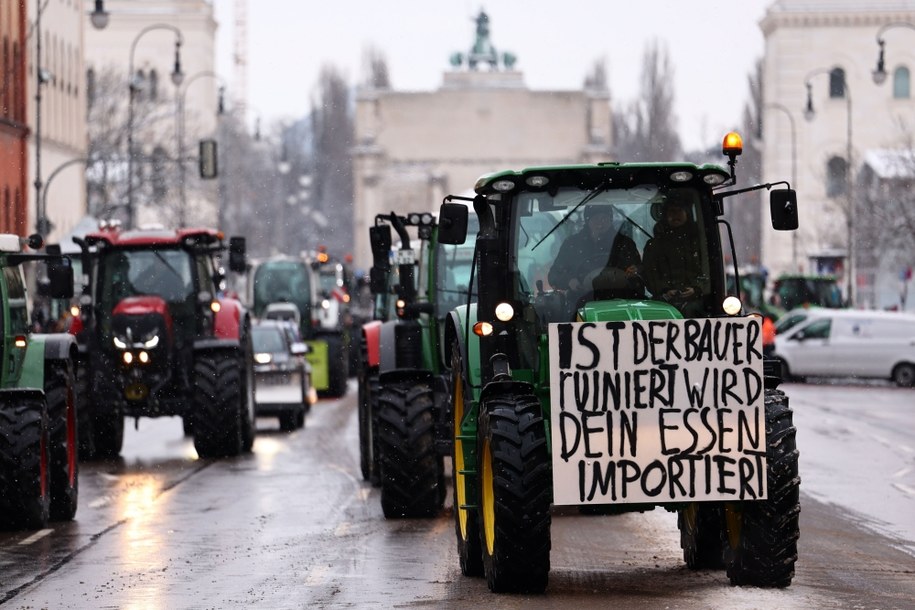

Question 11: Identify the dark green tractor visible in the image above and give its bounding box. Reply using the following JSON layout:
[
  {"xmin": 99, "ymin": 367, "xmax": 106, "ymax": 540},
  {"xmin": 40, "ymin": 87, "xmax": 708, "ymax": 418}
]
[
  {"xmin": 440, "ymin": 133, "xmax": 802, "ymax": 593},
  {"xmin": 358, "ymin": 211, "xmax": 475, "ymax": 518},
  {"xmin": 0, "ymin": 234, "xmax": 79, "ymax": 529}
]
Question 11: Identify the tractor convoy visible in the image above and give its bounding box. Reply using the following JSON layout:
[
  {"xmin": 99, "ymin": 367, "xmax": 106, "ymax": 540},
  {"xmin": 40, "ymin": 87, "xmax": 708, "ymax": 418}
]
[
  {"xmin": 434, "ymin": 133, "xmax": 802, "ymax": 593},
  {"xmin": 0, "ymin": 233, "xmax": 79, "ymax": 530}
]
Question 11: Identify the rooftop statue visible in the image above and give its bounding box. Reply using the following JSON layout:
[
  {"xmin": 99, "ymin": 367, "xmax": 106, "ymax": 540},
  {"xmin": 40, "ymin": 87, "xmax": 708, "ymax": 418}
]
[{"xmin": 449, "ymin": 9, "xmax": 517, "ymax": 71}]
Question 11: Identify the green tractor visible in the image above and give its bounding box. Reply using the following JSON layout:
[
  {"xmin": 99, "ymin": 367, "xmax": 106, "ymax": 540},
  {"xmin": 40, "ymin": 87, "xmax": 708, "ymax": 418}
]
[
  {"xmin": 772, "ymin": 273, "xmax": 844, "ymax": 311},
  {"xmin": 250, "ymin": 255, "xmax": 349, "ymax": 398},
  {"xmin": 358, "ymin": 211, "xmax": 476, "ymax": 517},
  {"xmin": 439, "ymin": 133, "xmax": 802, "ymax": 593},
  {"xmin": 0, "ymin": 233, "xmax": 79, "ymax": 529}
]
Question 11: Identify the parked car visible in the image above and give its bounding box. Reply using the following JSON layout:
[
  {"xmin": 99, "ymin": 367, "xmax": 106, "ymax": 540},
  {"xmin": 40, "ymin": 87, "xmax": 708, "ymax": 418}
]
[
  {"xmin": 773, "ymin": 309, "xmax": 915, "ymax": 386},
  {"xmin": 251, "ymin": 320, "xmax": 314, "ymax": 431}
]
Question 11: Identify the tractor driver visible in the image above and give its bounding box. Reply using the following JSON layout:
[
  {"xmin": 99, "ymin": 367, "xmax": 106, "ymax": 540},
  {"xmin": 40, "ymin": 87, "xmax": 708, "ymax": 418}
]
[
  {"xmin": 643, "ymin": 194, "xmax": 704, "ymax": 315},
  {"xmin": 547, "ymin": 204, "xmax": 643, "ymax": 301}
]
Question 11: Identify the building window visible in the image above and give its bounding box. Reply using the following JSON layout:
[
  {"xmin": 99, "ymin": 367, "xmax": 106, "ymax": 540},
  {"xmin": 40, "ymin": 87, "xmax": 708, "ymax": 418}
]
[
  {"xmin": 829, "ymin": 67, "xmax": 846, "ymax": 98},
  {"xmin": 826, "ymin": 156, "xmax": 847, "ymax": 198},
  {"xmin": 149, "ymin": 70, "xmax": 159, "ymax": 101},
  {"xmin": 894, "ymin": 67, "xmax": 910, "ymax": 99}
]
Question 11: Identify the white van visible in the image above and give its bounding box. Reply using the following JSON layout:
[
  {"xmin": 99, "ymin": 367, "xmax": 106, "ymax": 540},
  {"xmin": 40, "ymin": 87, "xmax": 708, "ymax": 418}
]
[{"xmin": 773, "ymin": 309, "xmax": 915, "ymax": 386}]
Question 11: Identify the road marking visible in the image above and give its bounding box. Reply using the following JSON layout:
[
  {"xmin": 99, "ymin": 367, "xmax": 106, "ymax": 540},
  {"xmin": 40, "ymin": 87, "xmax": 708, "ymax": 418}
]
[
  {"xmin": 88, "ymin": 496, "xmax": 111, "ymax": 509},
  {"xmin": 334, "ymin": 522, "xmax": 350, "ymax": 537},
  {"xmin": 18, "ymin": 529, "xmax": 53, "ymax": 545},
  {"xmin": 892, "ymin": 483, "xmax": 915, "ymax": 498},
  {"xmin": 305, "ymin": 565, "xmax": 329, "ymax": 586},
  {"xmin": 892, "ymin": 466, "xmax": 912, "ymax": 478}
]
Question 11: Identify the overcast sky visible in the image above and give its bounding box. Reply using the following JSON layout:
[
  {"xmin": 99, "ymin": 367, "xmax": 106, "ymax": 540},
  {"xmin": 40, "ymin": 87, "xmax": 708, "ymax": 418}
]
[{"xmin": 214, "ymin": 1, "xmax": 772, "ymax": 151}]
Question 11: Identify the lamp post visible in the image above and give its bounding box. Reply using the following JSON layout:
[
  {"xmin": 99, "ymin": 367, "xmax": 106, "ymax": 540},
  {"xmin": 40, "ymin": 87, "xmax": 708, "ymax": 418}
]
[
  {"xmin": 873, "ymin": 22, "xmax": 915, "ymax": 85},
  {"xmin": 33, "ymin": 0, "xmax": 108, "ymax": 237},
  {"xmin": 177, "ymin": 72, "xmax": 226, "ymax": 227},
  {"xmin": 764, "ymin": 102, "xmax": 798, "ymax": 270},
  {"xmin": 126, "ymin": 24, "xmax": 184, "ymax": 229},
  {"xmin": 804, "ymin": 67, "xmax": 855, "ymax": 305}
]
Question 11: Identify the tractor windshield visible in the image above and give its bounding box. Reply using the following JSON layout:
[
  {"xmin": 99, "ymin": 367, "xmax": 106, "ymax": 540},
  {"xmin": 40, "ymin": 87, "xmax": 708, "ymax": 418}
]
[
  {"xmin": 99, "ymin": 248, "xmax": 194, "ymax": 308},
  {"xmin": 252, "ymin": 261, "xmax": 312, "ymax": 321},
  {"xmin": 511, "ymin": 184, "xmax": 716, "ymax": 324}
]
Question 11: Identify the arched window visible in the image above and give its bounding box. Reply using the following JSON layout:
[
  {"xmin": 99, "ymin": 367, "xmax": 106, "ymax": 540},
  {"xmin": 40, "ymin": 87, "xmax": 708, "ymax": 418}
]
[
  {"xmin": 894, "ymin": 66, "xmax": 910, "ymax": 99},
  {"xmin": 829, "ymin": 67, "xmax": 846, "ymax": 98},
  {"xmin": 826, "ymin": 156, "xmax": 847, "ymax": 198}
]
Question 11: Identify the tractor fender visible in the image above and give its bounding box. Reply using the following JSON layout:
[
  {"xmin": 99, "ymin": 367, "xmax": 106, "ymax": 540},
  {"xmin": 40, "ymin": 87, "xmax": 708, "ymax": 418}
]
[
  {"xmin": 194, "ymin": 338, "xmax": 241, "ymax": 353},
  {"xmin": 213, "ymin": 297, "xmax": 245, "ymax": 340},
  {"xmin": 378, "ymin": 368, "xmax": 434, "ymax": 387},
  {"xmin": 42, "ymin": 333, "xmax": 77, "ymax": 361},
  {"xmin": 479, "ymin": 379, "xmax": 537, "ymax": 409},
  {"xmin": 362, "ymin": 320, "xmax": 382, "ymax": 368},
  {"xmin": 444, "ymin": 304, "xmax": 481, "ymax": 388}
]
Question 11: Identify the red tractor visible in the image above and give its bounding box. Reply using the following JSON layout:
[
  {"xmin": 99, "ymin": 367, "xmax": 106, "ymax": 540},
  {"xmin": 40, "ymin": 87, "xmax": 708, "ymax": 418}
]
[{"xmin": 70, "ymin": 224, "xmax": 255, "ymax": 459}]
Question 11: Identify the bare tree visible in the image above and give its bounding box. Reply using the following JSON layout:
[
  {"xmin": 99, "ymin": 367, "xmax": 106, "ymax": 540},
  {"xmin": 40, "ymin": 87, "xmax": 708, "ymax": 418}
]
[
  {"xmin": 363, "ymin": 46, "xmax": 390, "ymax": 89},
  {"xmin": 86, "ymin": 66, "xmax": 179, "ymax": 223},
  {"xmin": 613, "ymin": 40, "xmax": 682, "ymax": 161},
  {"xmin": 309, "ymin": 64, "xmax": 354, "ymax": 256}
]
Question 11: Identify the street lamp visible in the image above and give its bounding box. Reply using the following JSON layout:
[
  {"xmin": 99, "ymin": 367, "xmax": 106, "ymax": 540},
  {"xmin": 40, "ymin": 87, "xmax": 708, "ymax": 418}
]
[
  {"xmin": 873, "ymin": 22, "xmax": 915, "ymax": 85},
  {"xmin": 764, "ymin": 102, "xmax": 798, "ymax": 270},
  {"xmin": 804, "ymin": 66, "xmax": 855, "ymax": 305},
  {"xmin": 126, "ymin": 24, "xmax": 184, "ymax": 229},
  {"xmin": 34, "ymin": 0, "xmax": 108, "ymax": 237},
  {"xmin": 177, "ymin": 72, "xmax": 226, "ymax": 226}
]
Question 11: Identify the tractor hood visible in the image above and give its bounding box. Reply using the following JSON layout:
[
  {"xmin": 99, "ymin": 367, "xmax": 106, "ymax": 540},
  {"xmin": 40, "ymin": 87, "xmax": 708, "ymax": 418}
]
[{"xmin": 576, "ymin": 299, "xmax": 684, "ymax": 323}]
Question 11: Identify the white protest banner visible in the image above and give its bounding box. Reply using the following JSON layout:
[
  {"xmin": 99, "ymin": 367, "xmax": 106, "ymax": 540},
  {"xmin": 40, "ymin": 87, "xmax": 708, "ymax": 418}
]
[{"xmin": 548, "ymin": 318, "xmax": 768, "ymax": 506}]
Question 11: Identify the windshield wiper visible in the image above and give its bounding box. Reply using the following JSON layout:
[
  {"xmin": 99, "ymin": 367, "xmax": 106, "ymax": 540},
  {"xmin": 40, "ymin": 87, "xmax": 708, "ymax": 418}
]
[{"xmin": 531, "ymin": 179, "xmax": 611, "ymax": 251}]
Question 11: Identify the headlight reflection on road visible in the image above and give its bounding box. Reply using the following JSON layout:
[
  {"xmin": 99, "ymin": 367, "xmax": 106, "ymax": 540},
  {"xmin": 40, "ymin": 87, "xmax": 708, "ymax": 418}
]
[
  {"xmin": 118, "ymin": 476, "xmax": 168, "ymax": 609},
  {"xmin": 254, "ymin": 436, "xmax": 286, "ymax": 472}
]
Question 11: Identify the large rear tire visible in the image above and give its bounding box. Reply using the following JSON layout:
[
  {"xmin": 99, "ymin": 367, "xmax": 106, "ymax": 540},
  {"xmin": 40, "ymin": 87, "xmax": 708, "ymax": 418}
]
[
  {"xmin": 239, "ymin": 343, "xmax": 257, "ymax": 453},
  {"xmin": 723, "ymin": 389, "xmax": 800, "ymax": 587},
  {"xmin": 478, "ymin": 393, "xmax": 551, "ymax": 593},
  {"xmin": 46, "ymin": 359, "xmax": 79, "ymax": 521},
  {"xmin": 0, "ymin": 398, "xmax": 50, "ymax": 530},
  {"xmin": 377, "ymin": 380, "xmax": 444, "ymax": 518},
  {"xmin": 325, "ymin": 335, "xmax": 349, "ymax": 398},
  {"xmin": 450, "ymin": 341, "xmax": 483, "ymax": 577},
  {"xmin": 92, "ymin": 410, "xmax": 124, "ymax": 459},
  {"xmin": 678, "ymin": 503, "xmax": 725, "ymax": 569},
  {"xmin": 357, "ymin": 342, "xmax": 379, "ymax": 484},
  {"xmin": 192, "ymin": 352, "xmax": 243, "ymax": 458}
]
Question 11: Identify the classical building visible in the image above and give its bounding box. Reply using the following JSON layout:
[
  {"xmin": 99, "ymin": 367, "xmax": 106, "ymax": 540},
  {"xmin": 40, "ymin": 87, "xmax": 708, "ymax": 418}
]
[
  {"xmin": 760, "ymin": 0, "xmax": 915, "ymax": 308},
  {"xmin": 1, "ymin": 1, "xmax": 28, "ymax": 235},
  {"xmin": 351, "ymin": 11, "xmax": 613, "ymax": 268},
  {"xmin": 83, "ymin": 0, "xmax": 219, "ymax": 229}
]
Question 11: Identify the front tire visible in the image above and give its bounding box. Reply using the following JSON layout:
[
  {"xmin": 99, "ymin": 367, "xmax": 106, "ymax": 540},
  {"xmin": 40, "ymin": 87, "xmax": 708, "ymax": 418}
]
[
  {"xmin": 0, "ymin": 398, "xmax": 50, "ymax": 530},
  {"xmin": 92, "ymin": 410, "xmax": 124, "ymax": 459},
  {"xmin": 46, "ymin": 359, "xmax": 79, "ymax": 521},
  {"xmin": 377, "ymin": 380, "xmax": 444, "ymax": 518},
  {"xmin": 892, "ymin": 362, "xmax": 915, "ymax": 387},
  {"xmin": 678, "ymin": 503, "xmax": 725, "ymax": 569},
  {"xmin": 192, "ymin": 352, "xmax": 243, "ymax": 458},
  {"xmin": 357, "ymin": 343, "xmax": 379, "ymax": 484},
  {"xmin": 478, "ymin": 393, "xmax": 551, "ymax": 593},
  {"xmin": 723, "ymin": 389, "xmax": 800, "ymax": 587}
]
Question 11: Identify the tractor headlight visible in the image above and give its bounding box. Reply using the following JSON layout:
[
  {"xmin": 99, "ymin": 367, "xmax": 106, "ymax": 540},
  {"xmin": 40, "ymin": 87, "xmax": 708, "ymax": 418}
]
[
  {"xmin": 138, "ymin": 351, "xmax": 150, "ymax": 364},
  {"xmin": 113, "ymin": 336, "xmax": 128, "ymax": 349},
  {"xmin": 122, "ymin": 351, "xmax": 134, "ymax": 364},
  {"xmin": 322, "ymin": 299, "xmax": 331, "ymax": 310},
  {"xmin": 473, "ymin": 321, "xmax": 493, "ymax": 337},
  {"xmin": 255, "ymin": 353, "xmax": 272, "ymax": 364},
  {"xmin": 143, "ymin": 334, "xmax": 159, "ymax": 349},
  {"xmin": 494, "ymin": 302, "xmax": 515, "ymax": 322},
  {"xmin": 722, "ymin": 296, "xmax": 742, "ymax": 316}
]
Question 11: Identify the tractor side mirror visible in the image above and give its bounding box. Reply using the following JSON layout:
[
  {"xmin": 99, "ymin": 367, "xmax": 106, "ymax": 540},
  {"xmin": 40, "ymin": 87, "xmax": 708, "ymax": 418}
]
[
  {"xmin": 437, "ymin": 203, "xmax": 468, "ymax": 245},
  {"xmin": 46, "ymin": 256, "xmax": 74, "ymax": 299},
  {"xmin": 228, "ymin": 236, "xmax": 246, "ymax": 273},
  {"xmin": 369, "ymin": 225, "xmax": 392, "ymax": 272},
  {"xmin": 770, "ymin": 189, "xmax": 798, "ymax": 231}
]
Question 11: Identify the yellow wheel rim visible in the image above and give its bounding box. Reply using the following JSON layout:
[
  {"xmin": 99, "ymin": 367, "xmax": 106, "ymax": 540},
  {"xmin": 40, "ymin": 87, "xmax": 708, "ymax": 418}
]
[
  {"xmin": 683, "ymin": 503, "xmax": 698, "ymax": 534},
  {"xmin": 724, "ymin": 503, "xmax": 742, "ymax": 550},
  {"xmin": 482, "ymin": 438, "xmax": 495, "ymax": 554},
  {"xmin": 454, "ymin": 372, "xmax": 469, "ymax": 539}
]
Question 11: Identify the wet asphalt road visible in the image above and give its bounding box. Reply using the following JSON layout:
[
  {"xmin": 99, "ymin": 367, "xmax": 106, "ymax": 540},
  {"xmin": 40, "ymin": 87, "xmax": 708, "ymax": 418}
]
[{"xmin": 1, "ymin": 379, "xmax": 914, "ymax": 608}]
